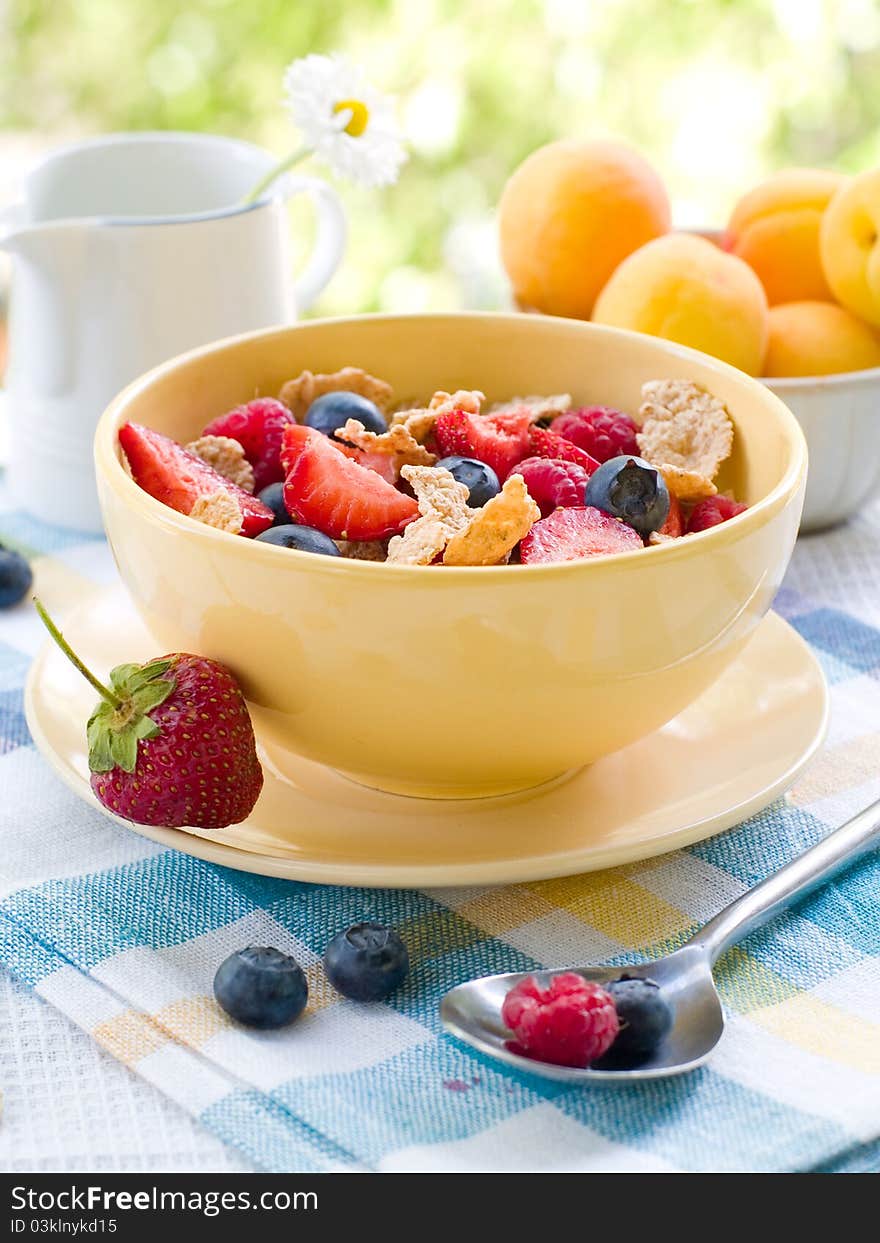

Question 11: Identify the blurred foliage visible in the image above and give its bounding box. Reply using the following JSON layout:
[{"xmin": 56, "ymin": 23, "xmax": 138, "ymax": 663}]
[{"xmin": 2, "ymin": 0, "xmax": 880, "ymax": 314}]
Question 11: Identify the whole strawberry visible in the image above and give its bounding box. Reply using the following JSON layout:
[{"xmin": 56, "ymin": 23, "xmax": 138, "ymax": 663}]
[{"xmin": 36, "ymin": 601, "xmax": 262, "ymax": 830}]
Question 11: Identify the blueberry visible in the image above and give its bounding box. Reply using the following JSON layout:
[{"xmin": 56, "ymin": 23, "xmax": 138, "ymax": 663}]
[
  {"xmin": 436, "ymin": 456, "xmax": 501, "ymax": 508},
  {"xmin": 0, "ymin": 545, "xmax": 33, "ymax": 609},
  {"xmin": 257, "ymin": 482, "xmax": 292, "ymax": 526},
  {"xmin": 213, "ymin": 946, "xmax": 308, "ymax": 1029},
  {"xmin": 584, "ymin": 455, "xmax": 670, "ymax": 537},
  {"xmin": 305, "ymin": 390, "xmax": 387, "ymax": 438},
  {"xmin": 255, "ymin": 524, "xmax": 341, "ymax": 556},
  {"xmin": 606, "ymin": 975, "xmax": 674, "ymax": 1057},
  {"xmin": 324, "ymin": 922, "xmax": 409, "ymax": 1002}
]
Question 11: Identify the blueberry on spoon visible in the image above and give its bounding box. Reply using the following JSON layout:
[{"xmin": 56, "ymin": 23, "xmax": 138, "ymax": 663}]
[{"xmin": 593, "ymin": 975, "xmax": 675, "ymax": 1067}]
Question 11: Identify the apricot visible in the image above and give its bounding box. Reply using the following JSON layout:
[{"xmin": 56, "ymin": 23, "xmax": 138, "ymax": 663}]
[
  {"xmin": 763, "ymin": 301, "xmax": 880, "ymax": 377},
  {"xmin": 592, "ymin": 233, "xmax": 768, "ymax": 375},
  {"xmin": 498, "ymin": 139, "xmax": 671, "ymax": 320},
  {"xmin": 726, "ymin": 169, "xmax": 845, "ymax": 305},
  {"xmin": 820, "ymin": 167, "xmax": 880, "ymax": 329}
]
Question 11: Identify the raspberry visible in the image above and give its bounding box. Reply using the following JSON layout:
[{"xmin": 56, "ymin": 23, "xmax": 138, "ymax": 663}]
[
  {"xmin": 554, "ymin": 406, "xmax": 640, "ymax": 464},
  {"xmin": 687, "ymin": 495, "xmax": 748, "ymax": 533},
  {"xmin": 203, "ymin": 398, "xmax": 294, "ymax": 492},
  {"xmin": 502, "ymin": 973, "xmax": 619, "ymax": 1067},
  {"xmin": 513, "ymin": 457, "xmax": 591, "ymax": 518}
]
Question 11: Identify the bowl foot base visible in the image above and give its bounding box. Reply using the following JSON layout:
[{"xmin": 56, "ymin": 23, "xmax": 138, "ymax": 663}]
[
  {"xmin": 26, "ymin": 593, "xmax": 830, "ymax": 884},
  {"xmin": 255, "ymin": 728, "xmax": 581, "ymax": 801},
  {"xmin": 331, "ymin": 765, "xmax": 582, "ymax": 802}
]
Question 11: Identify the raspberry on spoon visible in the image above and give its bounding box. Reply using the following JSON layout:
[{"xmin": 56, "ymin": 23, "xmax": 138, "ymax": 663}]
[{"xmin": 502, "ymin": 973, "xmax": 619, "ymax": 1067}]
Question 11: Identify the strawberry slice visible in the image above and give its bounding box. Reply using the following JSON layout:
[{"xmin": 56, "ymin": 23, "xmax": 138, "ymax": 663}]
[
  {"xmin": 528, "ymin": 426, "xmax": 600, "ymax": 475},
  {"xmin": 520, "ymin": 506, "xmax": 643, "ymax": 564},
  {"xmin": 659, "ymin": 492, "xmax": 684, "ymax": 537},
  {"xmin": 281, "ymin": 422, "xmax": 325, "ymax": 473},
  {"xmin": 281, "ymin": 422, "xmax": 398, "ymax": 486},
  {"xmin": 336, "ymin": 443, "xmax": 399, "ymax": 486},
  {"xmin": 119, "ymin": 422, "xmax": 275, "ymax": 537},
  {"xmin": 282, "ymin": 424, "xmax": 418, "ymax": 541},
  {"xmin": 434, "ymin": 408, "xmax": 531, "ymax": 481}
]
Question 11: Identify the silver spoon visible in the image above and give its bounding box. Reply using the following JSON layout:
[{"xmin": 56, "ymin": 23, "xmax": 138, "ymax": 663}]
[{"xmin": 441, "ymin": 796, "xmax": 880, "ymax": 1082}]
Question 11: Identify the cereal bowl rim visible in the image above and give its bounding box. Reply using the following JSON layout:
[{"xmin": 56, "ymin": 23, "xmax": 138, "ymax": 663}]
[{"xmin": 95, "ymin": 312, "xmax": 807, "ymax": 580}]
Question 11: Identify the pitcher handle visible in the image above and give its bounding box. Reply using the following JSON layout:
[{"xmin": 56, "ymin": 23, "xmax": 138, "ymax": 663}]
[{"xmin": 283, "ymin": 175, "xmax": 347, "ymax": 313}]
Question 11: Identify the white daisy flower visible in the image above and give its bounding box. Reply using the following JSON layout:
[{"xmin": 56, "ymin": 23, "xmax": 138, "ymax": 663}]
[{"xmin": 283, "ymin": 54, "xmax": 407, "ymax": 189}]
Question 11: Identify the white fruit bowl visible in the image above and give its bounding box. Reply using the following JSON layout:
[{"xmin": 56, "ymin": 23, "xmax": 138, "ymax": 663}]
[
  {"xmin": 691, "ymin": 226, "xmax": 880, "ymax": 531},
  {"xmin": 763, "ymin": 365, "xmax": 880, "ymax": 532}
]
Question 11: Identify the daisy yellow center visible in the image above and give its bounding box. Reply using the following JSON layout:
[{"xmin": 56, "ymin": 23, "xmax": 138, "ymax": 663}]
[{"xmin": 333, "ymin": 98, "xmax": 369, "ymax": 137}]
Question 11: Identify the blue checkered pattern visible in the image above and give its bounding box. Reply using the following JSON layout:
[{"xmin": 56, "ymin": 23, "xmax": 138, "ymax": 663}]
[{"xmin": 1, "ymin": 478, "xmax": 878, "ymax": 1173}]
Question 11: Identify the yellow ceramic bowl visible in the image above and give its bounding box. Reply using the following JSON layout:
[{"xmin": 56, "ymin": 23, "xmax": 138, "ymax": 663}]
[{"xmin": 95, "ymin": 313, "xmax": 806, "ymax": 799}]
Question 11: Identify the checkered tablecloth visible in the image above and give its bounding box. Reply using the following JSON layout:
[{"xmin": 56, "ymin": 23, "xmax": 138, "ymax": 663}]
[{"xmin": 0, "ymin": 475, "xmax": 878, "ymax": 1173}]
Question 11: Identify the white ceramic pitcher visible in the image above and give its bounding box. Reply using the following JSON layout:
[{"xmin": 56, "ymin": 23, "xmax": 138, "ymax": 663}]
[{"xmin": 0, "ymin": 132, "xmax": 347, "ymax": 531}]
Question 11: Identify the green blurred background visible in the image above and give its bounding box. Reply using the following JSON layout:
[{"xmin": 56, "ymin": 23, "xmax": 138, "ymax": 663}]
[{"xmin": 2, "ymin": 0, "xmax": 880, "ymax": 329}]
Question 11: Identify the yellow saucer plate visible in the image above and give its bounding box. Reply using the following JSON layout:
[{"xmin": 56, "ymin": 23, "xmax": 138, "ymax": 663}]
[{"xmin": 25, "ymin": 587, "xmax": 828, "ymax": 888}]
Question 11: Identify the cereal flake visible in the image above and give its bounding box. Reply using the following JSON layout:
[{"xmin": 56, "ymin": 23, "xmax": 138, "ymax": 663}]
[
  {"xmin": 278, "ymin": 367, "xmax": 393, "ymax": 420},
  {"xmin": 658, "ymin": 464, "xmax": 717, "ymax": 502},
  {"xmin": 636, "ymin": 379, "xmax": 733, "ymax": 500},
  {"xmin": 186, "ymin": 435, "xmax": 255, "ymax": 492},
  {"xmin": 338, "ymin": 418, "xmax": 436, "ymax": 473},
  {"xmin": 443, "ymin": 474, "xmax": 541, "ymax": 566},
  {"xmin": 386, "ymin": 465, "xmax": 472, "ymax": 565},
  {"xmin": 489, "ymin": 394, "xmax": 572, "ymax": 422},
  {"xmin": 188, "ymin": 490, "xmax": 243, "ymax": 534}
]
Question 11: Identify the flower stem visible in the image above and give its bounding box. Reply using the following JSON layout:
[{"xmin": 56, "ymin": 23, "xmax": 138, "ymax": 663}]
[
  {"xmin": 34, "ymin": 598, "xmax": 122, "ymax": 709},
  {"xmin": 241, "ymin": 144, "xmax": 312, "ymax": 205}
]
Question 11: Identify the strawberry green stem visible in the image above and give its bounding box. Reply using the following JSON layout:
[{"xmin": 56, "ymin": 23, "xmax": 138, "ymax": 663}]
[{"xmin": 34, "ymin": 598, "xmax": 123, "ymax": 709}]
